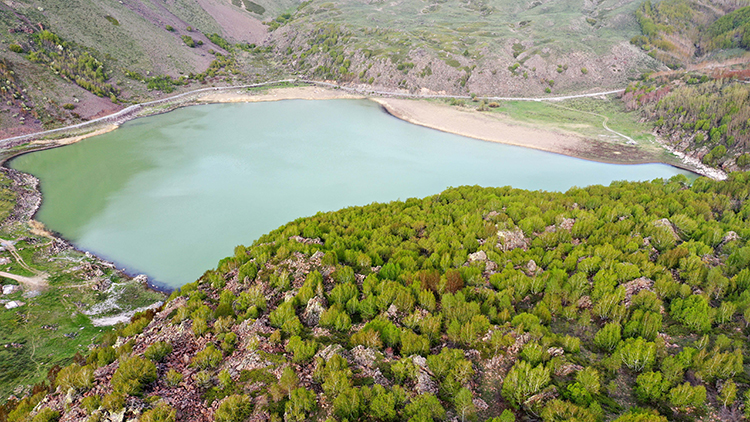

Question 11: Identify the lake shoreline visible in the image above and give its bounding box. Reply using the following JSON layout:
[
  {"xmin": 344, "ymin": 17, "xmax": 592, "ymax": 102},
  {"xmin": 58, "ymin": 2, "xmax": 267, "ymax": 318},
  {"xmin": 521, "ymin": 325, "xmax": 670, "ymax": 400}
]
[{"xmin": 0, "ymin": 83, "xmax": 715, "ymax": 178}]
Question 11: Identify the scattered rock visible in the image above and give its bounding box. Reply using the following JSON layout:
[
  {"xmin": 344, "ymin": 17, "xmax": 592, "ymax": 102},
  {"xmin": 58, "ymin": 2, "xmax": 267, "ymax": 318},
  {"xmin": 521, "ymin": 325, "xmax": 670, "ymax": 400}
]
[
  {"xmin": 412, "ymin": 355, "xmax": 437, "ymax": 394},
  {"xmin": 132, "ymin": 274, "xmax": 148, "ymax": 284},
  {"xmin": 653, "ymin": 218, "xmax": 679, "ymax": 240},
  {"xmin": 497, "ymin": 228, "xmax": 528, "ymax": 251},
  {"xmin": 559, "ymin": 218, "xmax": 575, "ymax": 231},
  {"xmin": 526, "ymin": 259, "xmax": 538, "ymax": 274},
  {"xmin": 577, "ymin": 296, "xmax": 592, "ymax": 309},
  {"xmin": 555, "ymin": 363, "xmax": 583, "ymax": 377},
  {"xmin": 350, "ymin": 345, "xmax": 379, "ymax": 369},
  {"xmin": 2, "ymin": 284, "xmax": 19, "ymax": 295},
  {"xmin": 302, "ymin": 296, "xmax": 325, "ymax": 326},
  {"xmin": 547, "ymin": 347, "xmax": 564, "ymax": 357},
  {"xmin": 473, "ymin": 398, "xmax": 489, "ymax": 411},
  {"xmin": 288, "ymin": 235, "xmax": 323, "ymax": 245},
  {"xmin": 722, "ymin": 231, "xmax": 740, "ymax": 244},
  {"xmin": 316, "ymin": 344, "xmax": 346, "ymax": 361},
  {"xmin": 4, "ymin": 300, "xmax": 23, "ymax": 309},
  {"xmin": 622, "ymin": 277, "xmax": 654, "ymax": 307},
  {"xmin": 468, "ymin": 250, "xmax": 487, "ymax": 262}
]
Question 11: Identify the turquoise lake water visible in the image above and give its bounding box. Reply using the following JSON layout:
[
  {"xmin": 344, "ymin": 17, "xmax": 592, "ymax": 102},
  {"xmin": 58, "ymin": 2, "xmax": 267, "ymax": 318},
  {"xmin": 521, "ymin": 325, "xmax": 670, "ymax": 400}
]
[{"xmin": 9, "ymin": 99, "xmax": 692, "ymax": 289}]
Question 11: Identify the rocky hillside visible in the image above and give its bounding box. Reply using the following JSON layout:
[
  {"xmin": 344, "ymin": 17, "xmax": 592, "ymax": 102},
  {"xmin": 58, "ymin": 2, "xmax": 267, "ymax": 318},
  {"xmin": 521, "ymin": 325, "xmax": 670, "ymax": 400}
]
[
  {"xmin": 266, "ymin": 0, "xmax": 663, "ymax": 97},
  {"xmin": 0, "ymin": 0, "xmax": 280, "ymax": 138},
  {"xmin": 6, "ymin": 175, "xmax": 750, "ymax": 421}
]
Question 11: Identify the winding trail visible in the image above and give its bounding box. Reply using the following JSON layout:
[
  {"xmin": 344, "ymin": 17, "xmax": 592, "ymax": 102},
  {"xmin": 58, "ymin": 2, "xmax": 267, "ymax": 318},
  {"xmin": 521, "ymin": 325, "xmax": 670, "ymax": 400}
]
[
  {"xmin": 546, "ymin": 102, "xmax": 637, "ymax": 144},
  {"xmin": 0, "ymin": 79, "xmax": 626, "ymax": 145}
]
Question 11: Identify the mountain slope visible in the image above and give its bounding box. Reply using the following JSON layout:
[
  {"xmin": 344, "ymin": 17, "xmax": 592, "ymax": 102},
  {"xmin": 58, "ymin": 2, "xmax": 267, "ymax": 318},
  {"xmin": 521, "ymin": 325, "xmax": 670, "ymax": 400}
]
[{"xmin": 7, "ymin": 175, "xmax": 750, "ymax": 421}]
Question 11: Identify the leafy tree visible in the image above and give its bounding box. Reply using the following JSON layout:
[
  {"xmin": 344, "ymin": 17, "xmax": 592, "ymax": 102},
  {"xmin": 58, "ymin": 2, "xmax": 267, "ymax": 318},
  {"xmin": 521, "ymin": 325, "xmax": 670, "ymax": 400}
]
[
  {"xmin": 285, "ymin": 388, "xmax": 316, "ymax": 421},
  {"xmin": 618, "ymin": 338, "xmax": 656, "ymax": 372},
  {"xmin": 502, "ymin": 361, "xmax": 551, "ymax": 408},
  {"xmin": 634, "ymin": 371, "xmax": 664, "ymax": 403},
  {"xmin": 594, "ymin": 322, "xmax": 621, "ymax": 351},
  {"xmin": 670, "ymin": 295, "xmax": 714, "ymax": 333},
  {"xmin": 404, "ymin": 394, "xmax": 445, "ymax": 421},
  {"xmin": 668, "ymin": 383, "xmax": 706, "ymax": 412}
]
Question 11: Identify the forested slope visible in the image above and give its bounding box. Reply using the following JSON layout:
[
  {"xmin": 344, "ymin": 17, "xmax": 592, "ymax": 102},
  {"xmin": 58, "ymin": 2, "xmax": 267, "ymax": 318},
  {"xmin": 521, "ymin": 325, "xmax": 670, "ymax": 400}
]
[{"xmin": 6, "ymin": 173, "xmax": 750, "ymax": 421}]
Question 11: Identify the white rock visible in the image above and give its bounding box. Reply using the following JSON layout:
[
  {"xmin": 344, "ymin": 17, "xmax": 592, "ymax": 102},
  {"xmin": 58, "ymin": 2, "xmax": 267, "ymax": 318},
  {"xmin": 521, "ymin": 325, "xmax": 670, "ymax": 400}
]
[
  {"xmin": 5, "ymin": 300, "xmax": 24, "ymax": 309},
  {"xmin": 2, "ymin": 285, "xmax": 18, "ymax": 295}
]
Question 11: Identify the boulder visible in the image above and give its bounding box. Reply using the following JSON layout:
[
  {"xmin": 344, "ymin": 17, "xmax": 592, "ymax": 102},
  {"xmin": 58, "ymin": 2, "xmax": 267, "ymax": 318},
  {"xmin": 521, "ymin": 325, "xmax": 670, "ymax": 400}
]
[
  {"xmin": 302, "ymin": 297, "xmax": 325, "ymax": 326},
  {"xmin": 2, "ymin": 284, "xmax": 19, "ymax": 295},
  {"xmin": 5, "ymin": 300, "xmax": 24, "ymax": 309}
]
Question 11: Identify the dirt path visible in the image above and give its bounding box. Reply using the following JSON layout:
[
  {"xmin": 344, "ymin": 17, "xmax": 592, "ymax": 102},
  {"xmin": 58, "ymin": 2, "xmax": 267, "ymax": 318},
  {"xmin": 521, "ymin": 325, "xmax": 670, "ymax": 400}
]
[
  {"xmin": 0, "ymin": 237, "xmax": 48, "ymax": 293},
  {"xmin": 0, "ymin": 271, "xmax": 47, "ymax": 292}
]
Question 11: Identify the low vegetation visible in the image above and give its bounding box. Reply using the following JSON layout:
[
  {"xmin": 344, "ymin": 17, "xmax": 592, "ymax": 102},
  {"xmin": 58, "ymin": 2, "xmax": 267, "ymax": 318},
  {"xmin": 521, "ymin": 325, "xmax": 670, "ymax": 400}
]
[{"xmin": 6, "ymin": 173, "xmax": 750, "ymax": 421}]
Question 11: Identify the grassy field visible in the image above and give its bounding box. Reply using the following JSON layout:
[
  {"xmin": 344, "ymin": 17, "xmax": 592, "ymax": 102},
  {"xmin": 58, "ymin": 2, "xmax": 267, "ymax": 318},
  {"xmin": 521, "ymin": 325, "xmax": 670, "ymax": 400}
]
[
  {"xmin": 489, "ymin": 97, "xmax": 658, "ymax": 145},
  {"xmin": 0, "ymin": 171, "xmax": 164, "ymax": 401}
]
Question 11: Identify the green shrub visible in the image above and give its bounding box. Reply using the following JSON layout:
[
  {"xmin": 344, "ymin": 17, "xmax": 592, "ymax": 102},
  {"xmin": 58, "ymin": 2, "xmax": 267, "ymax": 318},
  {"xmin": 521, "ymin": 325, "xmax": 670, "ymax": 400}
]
[
  {"xmin": 56, "ymin": 363, "xmax": 94, "ymax": 392},
  {"xmin": 81, "ymin": 395, "xmax": 101, "ymax": 414},
  {"xmin": 141, "ymin": 403, "xmax": 176, "ymax": 422},
  {"xmin": 215, "ymin": 395, "xmax": 252, "ymax": 422},
  {"xmin": 111, "ymin": 355, "xmax": 157, "ymax": 396},
  {"xmin": 8, "ymin": 44, "xmax": 24, "ymax": 53},
  {"xmin": 144, "ymin": 341, "xmax": 173, "ymax": 362},
  {"xmin": 193, "ymin": 344, "xmax": 223, "ymax": 369}
]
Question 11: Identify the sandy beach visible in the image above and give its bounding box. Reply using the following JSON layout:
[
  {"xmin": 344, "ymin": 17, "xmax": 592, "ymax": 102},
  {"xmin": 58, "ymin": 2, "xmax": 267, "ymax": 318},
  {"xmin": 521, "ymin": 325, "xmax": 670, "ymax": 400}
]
[{"xmin": 372, "ymin": 98, "xmax": 586, "ymax": 158}]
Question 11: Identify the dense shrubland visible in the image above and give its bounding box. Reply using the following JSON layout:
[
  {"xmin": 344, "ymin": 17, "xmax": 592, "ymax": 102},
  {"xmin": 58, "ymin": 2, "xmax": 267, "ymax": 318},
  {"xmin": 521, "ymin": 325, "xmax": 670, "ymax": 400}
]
[
  {"xmin": 6, "ymin": 173, "xmax": 750, "ymax": 421},
  {"xmin": 631, "ymin": 0, "xmax": 746, "ymax": 68},
  {"xmin": 623, "ymin": 75, "xmax": 750, "ymax": 170}
]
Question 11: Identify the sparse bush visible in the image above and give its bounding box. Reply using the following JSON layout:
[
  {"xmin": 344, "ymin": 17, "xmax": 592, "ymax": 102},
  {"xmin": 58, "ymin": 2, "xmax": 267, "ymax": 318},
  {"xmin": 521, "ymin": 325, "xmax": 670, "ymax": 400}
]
[
  {"xmin": 165, "ymin": 369, "xmax": 183, "ymax": 387},
  {"xmin": 9, "ymin": 44, "xmax": 24, "ymax": 53},
  {"xmin": 141, "ymin": 403, "xmax": 176, "ymax": 422},
  {"xmin": 215, "ymin": 395, "xmax": 252, "ymax": 422},
  {"xmin": 144, "ymin": 341, "xmax": 173, "ymax": 362},
  {"xmin": 181, "ymin": 35, "xmax": 196, "ymax": 48},
  {"xmin": 56, "ymin": 363, "xmax": 94, "ymax": 392},
  {"xmin": 81, "ymin": 395, "xmax": 101, "ymax": 415},
  {"xmin": 193, "ymin": 344, "xmax": 223, "ymax": 369},
  {"xmin": 111, "ymin": 355, "xmax": 157, "ymax": 396},
  {"xmin": 31, "ymin": 408, "xmax": 60, "ymax": 422},
  {"xmin": 102, "ymin": 393, "xmax": 125, "ymax": 411}
]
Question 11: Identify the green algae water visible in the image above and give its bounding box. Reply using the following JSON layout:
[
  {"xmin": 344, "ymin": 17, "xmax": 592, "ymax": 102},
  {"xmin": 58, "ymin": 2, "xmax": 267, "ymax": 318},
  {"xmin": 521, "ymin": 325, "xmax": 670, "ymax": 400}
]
[{"xmin": 10, "ymin": 99, "xmax": 692, "ymax": 289}]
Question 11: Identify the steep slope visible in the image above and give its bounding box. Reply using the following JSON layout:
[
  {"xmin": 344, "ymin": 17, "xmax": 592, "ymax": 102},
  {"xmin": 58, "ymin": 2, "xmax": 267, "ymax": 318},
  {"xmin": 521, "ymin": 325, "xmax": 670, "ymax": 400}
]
[
  {"xmin": 8, "ymin": 175, "xmax": 750, "ymax": 421},
  {"xmin": 0, "ymin": 0, "xmax": 272, "ymax": 138},
  {"xmin": 265, "ymin": 0, "xmax": 664, "ymax": 96}
]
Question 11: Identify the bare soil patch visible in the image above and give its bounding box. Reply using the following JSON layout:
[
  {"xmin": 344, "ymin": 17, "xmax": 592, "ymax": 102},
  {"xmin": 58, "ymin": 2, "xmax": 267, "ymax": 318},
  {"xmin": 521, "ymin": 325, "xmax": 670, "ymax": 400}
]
[{"xmin": 195, "ymin": 0, "xmax": 268, "ymax": 43}]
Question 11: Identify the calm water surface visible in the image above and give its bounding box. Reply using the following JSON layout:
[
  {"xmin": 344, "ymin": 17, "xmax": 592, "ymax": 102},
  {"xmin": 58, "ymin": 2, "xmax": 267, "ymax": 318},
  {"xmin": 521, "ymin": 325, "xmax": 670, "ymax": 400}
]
[{"xmin": 10, "ymin": 100, "xmax": 692, "ymax": 289}]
